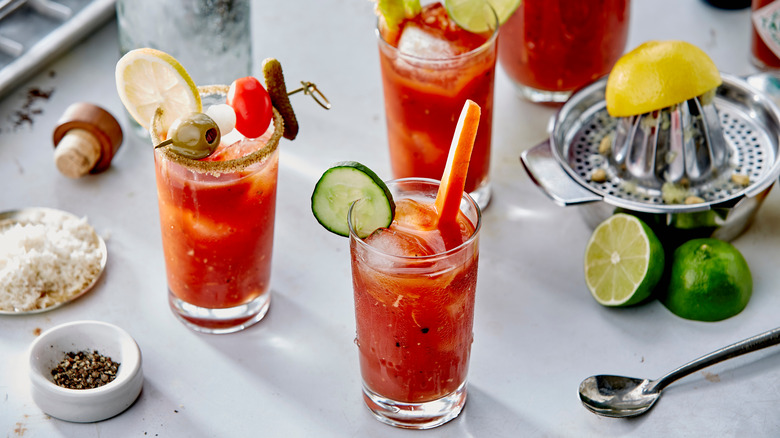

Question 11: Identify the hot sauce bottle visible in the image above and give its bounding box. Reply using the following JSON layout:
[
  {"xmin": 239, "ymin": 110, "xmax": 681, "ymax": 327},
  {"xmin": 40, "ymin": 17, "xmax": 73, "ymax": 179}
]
[{"xmin": 751, "ymin": 0, "xmax": 780, "ymax": 69}]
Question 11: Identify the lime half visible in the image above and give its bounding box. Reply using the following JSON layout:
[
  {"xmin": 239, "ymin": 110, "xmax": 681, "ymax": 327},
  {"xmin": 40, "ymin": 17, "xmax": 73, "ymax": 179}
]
[
  {"xmin": 584, "ymin": 214, "xmax": 665, "ymax": 307},
  {"xmin": 445, "ymin": 0, "xmax": 519, "ymax": 33},
  {"xmin": 661, "ymin": 238, "xmax": 752, "ymax": 322}
]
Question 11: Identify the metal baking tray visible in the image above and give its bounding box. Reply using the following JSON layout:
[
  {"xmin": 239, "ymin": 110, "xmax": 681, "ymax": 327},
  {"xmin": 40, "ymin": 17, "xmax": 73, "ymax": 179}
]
[{"xmin": 0, "ymin": 0, "xmax": 115, "ymax": 99}]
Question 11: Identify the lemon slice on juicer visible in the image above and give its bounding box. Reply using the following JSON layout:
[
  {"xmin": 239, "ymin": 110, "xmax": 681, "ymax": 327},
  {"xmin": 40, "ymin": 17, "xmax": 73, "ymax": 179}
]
[
  {"xmin": 605, "ymin": 40, "xmax": 722, "ymax": 118},
  {"xmin": 115, "ymin": 48, "xmax": 201, "ymax": 132}
]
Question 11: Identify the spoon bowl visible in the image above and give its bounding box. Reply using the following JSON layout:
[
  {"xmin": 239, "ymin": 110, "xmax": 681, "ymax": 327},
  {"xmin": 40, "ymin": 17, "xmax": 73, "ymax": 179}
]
[
  {"xmin": 579, "ymin": 375, "xmax": 657, "ymax": 418},
  {"xmin": 578, "ymin": 326, "xmax": 780, "ymax": 418}
]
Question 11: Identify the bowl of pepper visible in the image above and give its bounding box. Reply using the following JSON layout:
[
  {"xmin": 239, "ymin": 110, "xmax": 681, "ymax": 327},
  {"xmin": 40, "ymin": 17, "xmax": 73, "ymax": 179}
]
[{"xmin": 28, "ymin": 320, "xmax": 143, "ymax": 422}]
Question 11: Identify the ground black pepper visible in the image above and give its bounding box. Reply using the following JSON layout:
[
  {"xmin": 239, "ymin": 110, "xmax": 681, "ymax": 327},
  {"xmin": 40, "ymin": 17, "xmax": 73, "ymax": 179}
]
[
  {"xmin": 51, "ymin": 350, "xmax": 120, "ymax": 390},
  {"xmin": 6, "ymin": 86, "xmax": 54, "ymax": 131}
]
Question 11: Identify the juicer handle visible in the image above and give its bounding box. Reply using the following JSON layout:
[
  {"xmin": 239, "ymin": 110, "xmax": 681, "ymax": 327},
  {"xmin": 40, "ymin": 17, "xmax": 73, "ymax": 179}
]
[{"xmin": 520, "ymin": 140, "xmax": 603, "ymax": 206}]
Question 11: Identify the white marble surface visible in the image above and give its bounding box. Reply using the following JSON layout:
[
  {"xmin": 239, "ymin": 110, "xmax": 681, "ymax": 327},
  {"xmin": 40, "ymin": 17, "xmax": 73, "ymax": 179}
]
[{"xmin": 2, "ymin": 1, "xmax": 780, "ymax": 436}]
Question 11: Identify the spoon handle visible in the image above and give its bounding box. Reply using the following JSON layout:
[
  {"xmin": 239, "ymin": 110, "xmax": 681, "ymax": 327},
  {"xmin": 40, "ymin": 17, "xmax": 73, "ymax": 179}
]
[{"xmin": 651, "ymin": 326, "xmax": 780, "ymax": 392}]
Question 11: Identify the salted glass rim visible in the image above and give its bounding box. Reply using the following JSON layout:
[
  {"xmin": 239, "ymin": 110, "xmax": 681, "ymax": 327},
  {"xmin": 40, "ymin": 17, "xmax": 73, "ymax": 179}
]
[
  {"xmin": 150, "ymin": 85, "xmax": 283, "ymax": 174},
  {"xmin": 348, "ymin": 177, "xmax": 482, "ymax": 261}
]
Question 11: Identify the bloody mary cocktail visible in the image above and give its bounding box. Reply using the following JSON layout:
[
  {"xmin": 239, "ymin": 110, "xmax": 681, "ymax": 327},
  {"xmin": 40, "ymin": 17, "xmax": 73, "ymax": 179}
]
[
  {"xmin": 349, "ymin": 178, "xmax": 481, "ymax": 429},
  {"xmin": 377, "ymin": 2, "xmax": 497, "ymax": 209},
  {"xmin": 152, "ymin": 85, "xmax": 283, "ymax": 334},
  {"xmin": 498, "ymin": 0, "xmax": 629, "ymax": 102}
]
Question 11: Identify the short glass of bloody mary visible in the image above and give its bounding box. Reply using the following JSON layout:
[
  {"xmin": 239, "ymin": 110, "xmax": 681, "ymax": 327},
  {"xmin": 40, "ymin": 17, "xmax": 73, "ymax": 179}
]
[
  {"xmin": 349, "ymin": 178, "xmax": 481, "ymax": 429},
  {"xmin": 498, "ymin": 0, "xmax": 630, "ymax": 103},
  {"xmin": 150, "ymin": 85, "xmax": 282, "ymax": 334},
  {"xmin": 376, "ymin": 2, "xmax": 498, "ymax": 210}
]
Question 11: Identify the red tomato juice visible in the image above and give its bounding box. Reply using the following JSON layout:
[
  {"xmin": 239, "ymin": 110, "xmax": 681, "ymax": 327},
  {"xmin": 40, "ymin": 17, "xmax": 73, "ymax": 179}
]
[
  {"xmin": 154, "ymin": 125, "xmax": 279, "ymax": 330},
  {"xmin": 498, "ymin": 0, "xmax": 629, "ymax": 93},
  {"xmin": 378, "ymin": 3, "xmax": 496, "ymax": 195},
  {"xmin": 351, "ymin": 197, "xmax": 479, "ymax": 403}
]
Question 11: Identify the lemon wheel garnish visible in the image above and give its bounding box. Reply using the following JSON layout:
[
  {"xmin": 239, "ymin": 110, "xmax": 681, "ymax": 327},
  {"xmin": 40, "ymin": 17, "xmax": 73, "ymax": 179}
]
[
  {"xmin": 605, "ymin": 40, "xmax": 722, "ymax": 118},
  {"xmin": 115, "ymin": 48, "xmax": 201, "ymax": 132}
]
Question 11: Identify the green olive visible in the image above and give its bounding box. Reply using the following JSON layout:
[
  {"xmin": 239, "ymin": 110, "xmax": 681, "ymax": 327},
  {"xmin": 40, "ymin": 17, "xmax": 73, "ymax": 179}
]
[{"xmin": 167, "ymin": 112, "xmax": 221, "ymax": 159}]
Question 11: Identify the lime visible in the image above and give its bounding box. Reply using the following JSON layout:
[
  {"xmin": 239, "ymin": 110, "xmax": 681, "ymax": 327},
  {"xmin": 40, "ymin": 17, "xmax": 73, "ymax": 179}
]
[
  {"xmin": 606, "ymin": 40, "xmax": 722, "ymax": 117},
  {"xmin": 375, "ymin": 0, "xmax": 422, "ymax": 31},
  {"xmin": 661, "ymin": 238, "xmax": 752, "ymax": 322},
  {"xmin": 445, "ymin": 0, "xmax": 519, "ymax": 33},
  {"xmin": 115, "ymin": 48, "xmax": 201, "ymax": 132},
  {"xmin": 584, "ymin": 214, "xmax": 665, "ymax": 307}
]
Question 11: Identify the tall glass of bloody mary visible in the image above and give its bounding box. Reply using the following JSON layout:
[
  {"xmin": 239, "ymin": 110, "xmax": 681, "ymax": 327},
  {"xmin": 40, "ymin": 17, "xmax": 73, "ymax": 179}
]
[
  {"xmin": 349, "ymin": 178, "xmax": 481, "ymax": 429},
  {"xmin": 376, "ymin": 2, "xmax": 498, "ymax": 209},
  {"xmin": 498, "ymin": 0, "xmax": 630, "ymax": 103},
  {"xmin": 151, "ymin": 85, "xmax": 283, "ymax": 334}
]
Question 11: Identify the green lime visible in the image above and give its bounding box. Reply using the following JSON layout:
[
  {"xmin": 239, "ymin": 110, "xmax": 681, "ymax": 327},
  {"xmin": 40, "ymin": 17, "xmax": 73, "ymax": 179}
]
[
  {"xmin": 584, "ymin": 214, "xmax": 665, "ymax": 307},
  {"xmin": 375, "ymin": 0, "xmax": 421, "ymax": 31},
  {"xmin": 661, "ymin": 238, "xmax": 752, "ymax": 322},
  {"xmin": 444, "ymin": 0, "xmax": 520, "ymax": 33}
]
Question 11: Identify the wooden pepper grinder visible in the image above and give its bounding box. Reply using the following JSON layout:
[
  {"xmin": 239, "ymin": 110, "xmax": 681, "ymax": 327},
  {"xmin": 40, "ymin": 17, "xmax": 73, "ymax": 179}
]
[{"xmin": 53, "ymin": 103, "xmax": 123, "ymax": 178}]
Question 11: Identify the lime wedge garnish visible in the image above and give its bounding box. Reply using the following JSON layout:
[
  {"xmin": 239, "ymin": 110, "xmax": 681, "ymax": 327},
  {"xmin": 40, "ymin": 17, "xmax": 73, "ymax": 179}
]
[
  {"xmin": 584, "ymin": 214, "xmax": 664, "ymax": 307},
  {"xmin": 444, "ymin": 0, "xmax": 520, "ymax": 33},
  {"xmin": 115, "ymin": 48, "xmax": 201, "ymax": 132},
  {"xmin": 376, "ymin": 0, "xmax": 421, "ymax": 30}
]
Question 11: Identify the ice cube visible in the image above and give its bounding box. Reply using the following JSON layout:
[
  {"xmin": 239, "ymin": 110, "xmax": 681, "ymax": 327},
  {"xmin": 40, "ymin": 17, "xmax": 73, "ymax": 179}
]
[
  {"xmin": 394, "ymin": 199, "xmax": 438, "ymax": 231},
  {"xmin": 397, "ymin": 23, "xmax": 456, "ymax": 59},
  {"xmin": 365, "ymin": 228, "xmax": 435, "ymax": 258},
  {"xmin": 220, "ymin": 128, "xmax": 243, "ymax": 148},
  {"xmin": 202, "ymin": 121, "xmax": 275, "ymax": 162}
]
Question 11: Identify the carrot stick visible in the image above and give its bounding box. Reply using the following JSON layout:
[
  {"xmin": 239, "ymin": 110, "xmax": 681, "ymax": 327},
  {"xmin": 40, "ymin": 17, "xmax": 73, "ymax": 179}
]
[{"xmin": 434, "ymin": 99, "xmax": 481, "ymax": 225}]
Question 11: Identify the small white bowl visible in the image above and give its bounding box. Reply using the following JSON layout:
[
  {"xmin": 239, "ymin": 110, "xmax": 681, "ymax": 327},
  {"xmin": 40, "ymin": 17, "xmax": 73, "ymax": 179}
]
[{"xmin": 28, "ymin": 320, "xmax": 143, "ymax": 422}]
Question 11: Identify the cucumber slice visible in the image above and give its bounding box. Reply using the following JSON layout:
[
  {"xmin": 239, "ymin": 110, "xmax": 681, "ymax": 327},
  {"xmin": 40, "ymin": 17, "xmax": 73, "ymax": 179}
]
[{"xmin": 311, "ymin": 162, "xmax": 395, "ymax": 238}]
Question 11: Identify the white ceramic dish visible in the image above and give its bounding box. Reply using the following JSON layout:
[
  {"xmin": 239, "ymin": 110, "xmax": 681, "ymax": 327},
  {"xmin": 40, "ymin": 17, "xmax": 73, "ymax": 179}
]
[{"xmin": 28, "ymin": 320, "xmax": 143, "ymax": 422}]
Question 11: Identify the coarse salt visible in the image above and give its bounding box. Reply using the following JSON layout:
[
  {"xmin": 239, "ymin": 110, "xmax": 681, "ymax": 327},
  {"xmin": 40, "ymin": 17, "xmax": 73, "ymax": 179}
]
[{"xmin": 0, "ymin": 211, "xmax": 103, "ymax": 312}]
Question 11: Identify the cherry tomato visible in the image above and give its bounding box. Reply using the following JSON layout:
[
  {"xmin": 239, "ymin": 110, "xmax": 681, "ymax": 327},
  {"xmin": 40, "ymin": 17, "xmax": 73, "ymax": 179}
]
[{"xmin": 227, "ymin": 76, "xmax": 272, "ymax": 138}]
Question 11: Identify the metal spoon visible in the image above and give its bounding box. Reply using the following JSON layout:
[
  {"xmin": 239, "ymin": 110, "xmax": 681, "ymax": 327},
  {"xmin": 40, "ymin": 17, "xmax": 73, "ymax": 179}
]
[{"xmin": 578, "ymin": 326, "xmax": 780, "ymax": 418}]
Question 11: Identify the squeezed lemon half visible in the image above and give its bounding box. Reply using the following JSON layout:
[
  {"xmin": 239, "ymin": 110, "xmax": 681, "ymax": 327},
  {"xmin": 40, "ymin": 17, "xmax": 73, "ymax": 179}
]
[{"xmin": 606, "ymin": 40, "xmax": 722, "ymax": 118}]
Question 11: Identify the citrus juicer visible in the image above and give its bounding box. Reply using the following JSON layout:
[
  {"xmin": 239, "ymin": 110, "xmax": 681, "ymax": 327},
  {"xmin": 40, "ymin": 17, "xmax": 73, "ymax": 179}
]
[
  {"xmin": 521, "ymin": 73, "xmax": 780, "ymax": 241},
  {"xmin": 610, "ymin": 90, "xmax": 727, "ymax": 191}
]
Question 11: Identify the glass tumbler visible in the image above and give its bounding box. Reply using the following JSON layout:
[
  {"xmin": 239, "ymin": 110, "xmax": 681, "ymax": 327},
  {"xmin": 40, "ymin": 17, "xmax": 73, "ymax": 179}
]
[
  {"xmin": 116, "ymin": 0, "xmax": 251, "ymax": 136},
  {"xmin": 376, "ymin": 1, "xmax": 498, "ymax": 210},
  {"xmin": 150, "ymin": 86, "xmax": 282, "ymax": 334},
  {"xmin": 349, "ymin": 178, "xmax": 482, "ymax": 429},
  {"xmin": 498, "ymin": 0, "xmax": 630, "ymax": 103}
]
